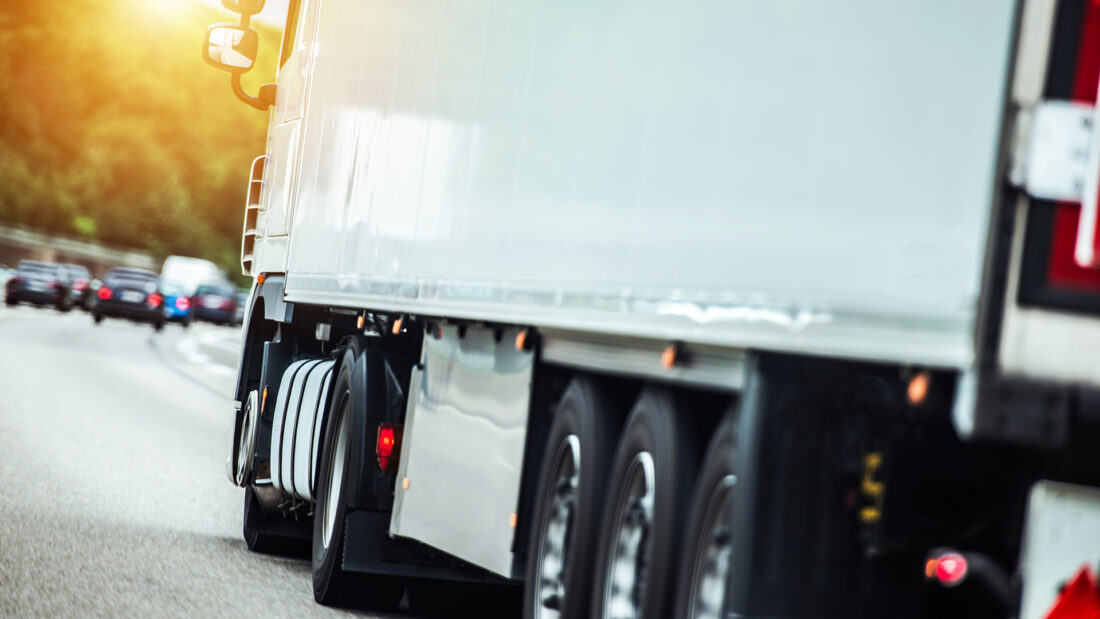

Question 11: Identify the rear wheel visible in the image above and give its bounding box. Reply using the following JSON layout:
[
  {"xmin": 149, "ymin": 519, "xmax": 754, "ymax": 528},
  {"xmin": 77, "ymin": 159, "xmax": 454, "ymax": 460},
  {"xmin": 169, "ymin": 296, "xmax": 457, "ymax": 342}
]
[
  {"xmin": 675, "ymin": 411, "xmax": 738, "ymax": 619},
  {"xmin": 153, "ymin": 321, "xmax": 165, "ymax": 332},
  {"xmin": 92, "ymin": 313, "xmax": 103, "ymax": 325},
  {"xmin": 312, "ymin": 349, "xmax": 404, "ymax": 610},
  {"xmin": 591, "ymin": 388, "xmax": 697, "ymax": 619},
  {"xmin": 524, "ymin": 377, "xmax": 621, "ymax": 619}
]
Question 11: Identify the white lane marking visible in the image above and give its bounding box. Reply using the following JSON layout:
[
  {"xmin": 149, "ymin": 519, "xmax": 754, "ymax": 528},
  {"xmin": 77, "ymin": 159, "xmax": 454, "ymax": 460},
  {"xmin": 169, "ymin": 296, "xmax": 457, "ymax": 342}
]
[
  {"xmin": 176, "ymin": 337, "xmax": 211, "ymax": 366},
  {"xmin": 196, "ymin": 329, "xmax": 241, "ymax": 353},
  {"xmin": 205, "ymin": 364, "xmax": 237, "ymax": 376},
  {"xmin": 176, "ymin": 333, "xmax": 237, "ymax": 378}
]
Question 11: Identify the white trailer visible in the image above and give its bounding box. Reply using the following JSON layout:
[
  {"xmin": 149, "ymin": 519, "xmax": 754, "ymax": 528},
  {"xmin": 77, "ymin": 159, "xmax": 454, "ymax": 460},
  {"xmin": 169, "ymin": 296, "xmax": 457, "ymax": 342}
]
[{"xmin": 204, "ymin": 0, "xmax": 1100, "ymax": 616}]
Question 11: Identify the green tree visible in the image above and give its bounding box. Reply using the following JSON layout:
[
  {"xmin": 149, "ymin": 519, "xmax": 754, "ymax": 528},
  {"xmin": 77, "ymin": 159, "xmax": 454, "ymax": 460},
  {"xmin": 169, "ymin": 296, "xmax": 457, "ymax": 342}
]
[{"xmin": 0, "ymin": 0, "xmax": 281, "ymax": 280}]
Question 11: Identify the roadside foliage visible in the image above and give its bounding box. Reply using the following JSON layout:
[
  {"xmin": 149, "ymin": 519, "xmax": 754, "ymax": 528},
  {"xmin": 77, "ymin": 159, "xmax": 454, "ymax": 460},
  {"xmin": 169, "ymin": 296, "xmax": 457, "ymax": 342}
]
[{"xmin": 0, "ymin": 0, "xmax": 280, "ymax": 278}]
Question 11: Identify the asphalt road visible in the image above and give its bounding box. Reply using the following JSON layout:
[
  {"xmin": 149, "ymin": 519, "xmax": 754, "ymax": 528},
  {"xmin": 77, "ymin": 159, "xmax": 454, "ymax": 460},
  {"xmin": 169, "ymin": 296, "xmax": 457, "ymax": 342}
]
[{"xmin": 0, "ymin": 304, "xmax": 382, "ymax": 617}]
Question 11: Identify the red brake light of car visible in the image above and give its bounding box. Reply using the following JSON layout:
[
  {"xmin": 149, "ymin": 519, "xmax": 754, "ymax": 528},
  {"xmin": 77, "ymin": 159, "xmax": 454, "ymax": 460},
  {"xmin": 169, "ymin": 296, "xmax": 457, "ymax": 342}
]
[
  {"xmin": 175, "ymin": 297, "xmax": 190, "ymax": 311},
  {"xmin": 376, "ymin": 423, "xmax": 403, "ymax": 473},
  {"xmin": 6, "ymin": 276, "xmax": 23, "ymax": 288},
  {"xmin": 147, "ymin": 293, "xmax": 163, "ymax": 308},
  {"xmin": 73, "ymin": 279, "xmax": 88, "ymax": 290},
  {"xmin": 98, "ymin": 287, "xmax": 112, "ymax": 300}
]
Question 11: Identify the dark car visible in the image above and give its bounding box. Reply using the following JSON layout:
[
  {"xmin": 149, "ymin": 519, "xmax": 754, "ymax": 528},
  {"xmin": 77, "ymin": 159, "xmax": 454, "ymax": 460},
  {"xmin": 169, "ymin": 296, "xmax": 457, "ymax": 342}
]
[
  {"xmin": 233, "ymin": 289, "xmax": 248, "ymax": 326},
  {"xmin": 160, "ymin": 281, "xmax": 194, "ymax": 327},
  {"xmin": 92, "ymin": 267, "xmax": 166, "ymax": 330},
  {"xmin": 62, "ymin": 264, "xmax": 95, "ymax": 310},
  {"xmin": 4, "ymin": 260, "xmax": 75, "ymax": 311},
  {"xmin": 192, "ymin": 280, "xmax": 239, "ymax": 326}
]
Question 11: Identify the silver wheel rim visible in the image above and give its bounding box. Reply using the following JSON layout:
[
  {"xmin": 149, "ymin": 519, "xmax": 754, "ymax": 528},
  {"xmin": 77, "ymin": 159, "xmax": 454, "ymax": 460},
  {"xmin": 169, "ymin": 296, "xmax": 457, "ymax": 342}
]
[
  {"xmin": 686, "ymin": 475, "xmax": 735, "ymax": 619},
  {"xmin": 532, "ymin": 434, "xmax": 581, "ymax": 619},
  {"xmin": 603, "ymin": 451, "xmax": 655, "ymax": 619},
  {"xmin": 234, "ymin": 390, "xmax": 259, "ymax": 487},
  {"xmin": 322, "ymin": 396, "xmax": 350, "ymax": 551}
]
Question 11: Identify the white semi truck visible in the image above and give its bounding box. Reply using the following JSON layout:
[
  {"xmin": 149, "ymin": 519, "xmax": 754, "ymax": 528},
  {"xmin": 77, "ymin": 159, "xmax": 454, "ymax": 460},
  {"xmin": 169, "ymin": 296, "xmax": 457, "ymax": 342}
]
[{"xmin": 203, "ymin": 1, "xmax": 1100, "ymax": 616}]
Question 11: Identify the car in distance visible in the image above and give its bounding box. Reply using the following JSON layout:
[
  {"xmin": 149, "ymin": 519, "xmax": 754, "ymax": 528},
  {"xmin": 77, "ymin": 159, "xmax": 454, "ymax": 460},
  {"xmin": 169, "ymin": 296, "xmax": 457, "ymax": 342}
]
[
  {"xmin": 4, "ymin": 260, "xmax": 74, "ymax": 311},
  {"xmin": 92, "ymin": 267, "xmax": 166, "ymax": 330},
  {"xmin": 160, "ymin": 281, "xmax": 194, "ymax": 327},
  {"xmin": 63, "ymin": 263, "xmax": 95, "ymax": 310},
  {"xmin": 233, "ymin": 289, "xmax": 247, "ymax": 326},
  {"xmin": 192, "ymin": 280, "xmax": 238, "ymax": 326},
  {"xmin": 161, "ymin": 256, "xmax": 223, "ymax": 295}
]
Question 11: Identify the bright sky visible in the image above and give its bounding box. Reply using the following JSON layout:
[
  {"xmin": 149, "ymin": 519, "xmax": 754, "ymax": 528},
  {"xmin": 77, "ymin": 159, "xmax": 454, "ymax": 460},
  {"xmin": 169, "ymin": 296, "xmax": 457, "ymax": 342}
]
[{"xmin": 190, "ymin": 0, "xmax": 290, "ymax": 26}]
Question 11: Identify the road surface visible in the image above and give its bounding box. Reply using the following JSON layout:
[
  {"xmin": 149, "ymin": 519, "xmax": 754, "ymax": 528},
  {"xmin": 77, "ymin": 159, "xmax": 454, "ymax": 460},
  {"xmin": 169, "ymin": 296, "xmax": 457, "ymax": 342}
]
[{"xmin": 0, "ymin": 304, "xmax": 390, "ymax": 617}]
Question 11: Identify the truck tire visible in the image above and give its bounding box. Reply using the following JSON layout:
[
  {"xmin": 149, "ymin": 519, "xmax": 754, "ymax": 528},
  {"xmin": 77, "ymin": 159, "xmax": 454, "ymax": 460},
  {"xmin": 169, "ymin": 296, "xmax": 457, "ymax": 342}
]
[
  {"xmin": 590, "ymin": 388, "xmax": 696, "ymax": 619},
  {"xmin": 674, "ymin": 410, "xmax": 737, "ymax": 619},
  {"xmin": 524, "ymin": 377, "xmax": 621, "ymax": 619},
  {"xmin": 312, "ymin": 349, "xmax": 403, "ymax": 609}
]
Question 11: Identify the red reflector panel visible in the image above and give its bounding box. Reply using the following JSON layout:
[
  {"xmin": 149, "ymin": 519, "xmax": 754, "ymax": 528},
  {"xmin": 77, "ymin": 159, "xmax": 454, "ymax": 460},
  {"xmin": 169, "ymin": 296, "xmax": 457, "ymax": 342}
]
[
  {"xmin": 97, "ymin": 287, "xmax": 111, "ymax": 300},
  {"xmin": 1050, "ymin": 0, "xmax": 1100, "ymax": 285},
  {"xmin": 147, "ymin": 293, "xmax": 163, "ymax": 308},
  {"xmin": 1044, "ymin": 566, "xmax": 1100, "ymax": 619}
]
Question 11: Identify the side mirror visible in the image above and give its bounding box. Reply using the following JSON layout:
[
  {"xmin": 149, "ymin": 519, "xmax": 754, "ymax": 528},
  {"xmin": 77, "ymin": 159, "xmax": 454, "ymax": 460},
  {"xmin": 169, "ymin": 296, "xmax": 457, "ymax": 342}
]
[
  {"xmin": 203, "ymin": 24, "xmax": 258, "ymax": 73},
  {"xmin": 221, "ymin": 0, "xmax": 265, "ymax": 16}
]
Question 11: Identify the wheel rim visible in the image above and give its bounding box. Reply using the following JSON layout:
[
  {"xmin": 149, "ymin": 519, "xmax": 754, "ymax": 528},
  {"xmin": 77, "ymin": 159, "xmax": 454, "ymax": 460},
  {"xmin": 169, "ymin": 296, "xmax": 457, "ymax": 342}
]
[
  {"xmin": 234, "ymin": 390, "xmax": 259, "ymax": 486},
  {"xmin": 686, "ymin": 474, "xmax": 736, "ymax": 619},
  {"xmin": 532, "ymin": 434, "xmax": 581, "ymax": 619},
  {"xmin": 322, "ymin": 395, "xmax": 351, "ymax": 551},
  {"xmin": 602, "ymin": 451, "xmax": 655, "ymax": 619}
]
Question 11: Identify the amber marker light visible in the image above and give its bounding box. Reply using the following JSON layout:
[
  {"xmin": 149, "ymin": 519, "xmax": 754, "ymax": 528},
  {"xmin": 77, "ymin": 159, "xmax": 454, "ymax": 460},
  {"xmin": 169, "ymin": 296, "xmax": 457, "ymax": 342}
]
[
  {"xmin": 256, "ymin": 273, "xmax": 266, "ymax": 284},
  {"xmin": 907, "ymin": 371, "xmax": 931, "ymax": 405},
  {"xmin": 515, "ymin": 330, "xmax": 528, "ymax": 352},
  {"xmin": 661, "ymin": 344, "xmax": 679, "ymax": 370},
  {"xmin": 924, "ymin": 558, "xmax": 938, "ymax": 580},
  {"xmin": 392, "ymin": 317, "xmax": 403, "ymax": 335}
]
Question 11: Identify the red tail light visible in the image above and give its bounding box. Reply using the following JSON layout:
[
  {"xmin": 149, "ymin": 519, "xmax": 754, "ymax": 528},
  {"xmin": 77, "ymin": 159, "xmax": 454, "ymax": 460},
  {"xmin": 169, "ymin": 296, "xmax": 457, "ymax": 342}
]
[
  {"xmin": 175, "ymin": 297, "xmax": 190, "ymax": 311},
  {"xmin": 97, "ymin": 287, "xmax": 111, "ymax": 300},
  {"xmin": 147, "ymin": 293, "xmax": 163, "ymax": 308},
  {"xmin": 73, "ymin": 278, "xmax": 88, "ymax": 290},
  {"xmin": 925, "ymin": 551, "xmax": 968, "ymax": 587},
  {"xmin": 376, "ymin": 423, "xmax": 403, "ymax": 473},
  {"xmin": 5, "ymin": 276, "xmax": 23, "ymax": 288}
]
